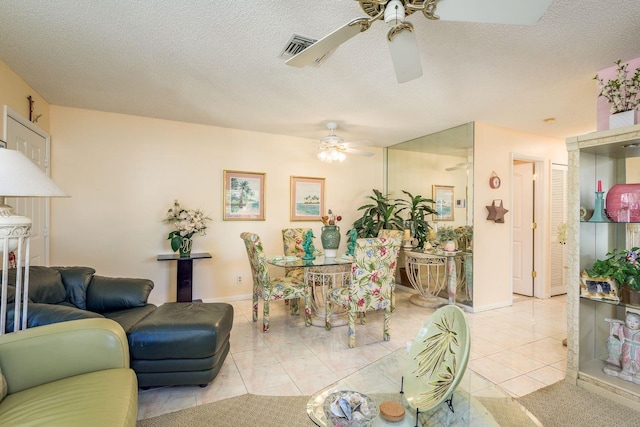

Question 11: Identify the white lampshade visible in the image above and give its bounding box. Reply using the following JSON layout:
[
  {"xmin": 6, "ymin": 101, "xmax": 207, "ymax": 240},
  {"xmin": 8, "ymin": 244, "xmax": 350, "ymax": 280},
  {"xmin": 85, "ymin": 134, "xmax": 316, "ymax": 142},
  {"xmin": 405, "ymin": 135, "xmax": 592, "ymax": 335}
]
[
  {"xmin": 0, "ymin": 148, "xmax": 67, "ymax": 199},
  {"xmin": 387, "ymin": 24, "xmax": 423, "ymax": 84},
  {"xmin": 0, "ymin": 147, "xmax": 67, "ymax": 334}
]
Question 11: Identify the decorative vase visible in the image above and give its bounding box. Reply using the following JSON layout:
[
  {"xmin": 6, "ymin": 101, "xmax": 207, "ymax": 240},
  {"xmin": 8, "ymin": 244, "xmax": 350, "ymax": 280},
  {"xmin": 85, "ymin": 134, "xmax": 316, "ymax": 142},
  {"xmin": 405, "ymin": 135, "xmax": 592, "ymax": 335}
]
[
  {"xmin": 589, "ymin": 191, "xmax": 609, "ymax": 222},
  {"xmin": 621, "ymin": 287, "xmax": 640, "ymax": 307},
  {"xmin": 320, "ymin": 225, "xmax": 340, "ymax": 258},
  {"xmin": 605, "ymin": 184, "xmax": 640, "ymax": 222},
  {"xmin": 609, "ymin": 110, "xmax": 637, "ymax": 130},
  {"xmin": 443, "ymin": 240, "xmax": 456, "ymax": 252},
  {"xmin": 179, "ymin": 237, "xmax": 192, "ymax": 257}
]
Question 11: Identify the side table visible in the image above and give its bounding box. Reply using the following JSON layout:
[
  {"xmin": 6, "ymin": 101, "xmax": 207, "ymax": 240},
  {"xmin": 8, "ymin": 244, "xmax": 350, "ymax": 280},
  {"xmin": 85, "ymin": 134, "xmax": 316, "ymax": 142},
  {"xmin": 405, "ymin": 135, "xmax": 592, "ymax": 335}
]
[{"xmin": 157, "ymin": 252, "xmax": 212, "ymax": 302}]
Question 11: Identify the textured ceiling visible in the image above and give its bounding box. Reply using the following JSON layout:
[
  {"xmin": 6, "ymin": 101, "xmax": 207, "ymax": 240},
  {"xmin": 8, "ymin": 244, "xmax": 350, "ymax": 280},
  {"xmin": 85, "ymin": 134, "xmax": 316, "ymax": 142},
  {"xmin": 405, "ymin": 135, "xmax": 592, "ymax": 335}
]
[{"xmin": 0, "ymin": 0, "xmax": 639, "ymax": 147}]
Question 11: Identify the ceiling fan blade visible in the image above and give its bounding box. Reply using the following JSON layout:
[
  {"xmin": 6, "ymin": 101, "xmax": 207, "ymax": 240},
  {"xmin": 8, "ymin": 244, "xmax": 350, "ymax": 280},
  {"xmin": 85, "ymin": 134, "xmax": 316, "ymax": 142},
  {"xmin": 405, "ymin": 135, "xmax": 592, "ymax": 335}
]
[
  {"xmin": 387, "ymin": 24, "xmax": 422, "ymax": 84},
  {"xmin": 344, "ymin": 147, "xmax": 374, "ymax": 157},
  {"xmin": 286, "ymin": 18, "xmax": 371, "ymax": 68},
  {"xmin": 436, "ymin": 0, "xmax": 553, "ymax": 25},
  {"xmin": 344, "ymin": 140, "xmax": 372, "ymax": 147}
]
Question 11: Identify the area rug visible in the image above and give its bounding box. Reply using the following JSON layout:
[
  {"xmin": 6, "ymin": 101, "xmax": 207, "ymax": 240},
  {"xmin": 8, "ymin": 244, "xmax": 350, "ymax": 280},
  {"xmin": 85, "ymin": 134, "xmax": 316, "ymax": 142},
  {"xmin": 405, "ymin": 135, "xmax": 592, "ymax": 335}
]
[
  {"xmin": 516, "ymin": 380, "xmax": 639, "ymax": 427},
  {"xmin": 137, "ymin": 391, "xmax": 528, "ymax": 427},
  {"xmin": 137, "ymin": 394, "xmax": 314, "ymax": 427},
  {"xmin": 137, "ymin": 381, "xmax": 640, "ymax": 426}
]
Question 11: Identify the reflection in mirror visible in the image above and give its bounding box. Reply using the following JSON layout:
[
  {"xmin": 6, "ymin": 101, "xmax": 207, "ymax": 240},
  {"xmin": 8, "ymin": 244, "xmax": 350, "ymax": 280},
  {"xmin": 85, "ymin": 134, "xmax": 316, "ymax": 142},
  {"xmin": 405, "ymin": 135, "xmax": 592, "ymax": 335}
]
[{"xmin": 386, "ymin": 123, "xmax": 474, "ymax": 308}]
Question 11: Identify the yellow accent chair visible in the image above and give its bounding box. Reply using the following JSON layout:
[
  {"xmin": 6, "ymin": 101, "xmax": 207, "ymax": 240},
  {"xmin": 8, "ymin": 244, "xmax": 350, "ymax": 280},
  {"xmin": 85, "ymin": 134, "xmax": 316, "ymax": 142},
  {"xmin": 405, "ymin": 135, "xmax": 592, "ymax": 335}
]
[{"xmin": 0, "ymin": 318, "xmax": 138, "ymax": 426}]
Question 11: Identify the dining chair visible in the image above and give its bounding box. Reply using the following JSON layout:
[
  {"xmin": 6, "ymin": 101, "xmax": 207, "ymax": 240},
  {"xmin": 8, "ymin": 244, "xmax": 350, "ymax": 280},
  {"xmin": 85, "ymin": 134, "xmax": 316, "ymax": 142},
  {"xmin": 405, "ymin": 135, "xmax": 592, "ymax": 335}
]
[
  {"xmin": 240, "ymin": 232, "xmax": 312, "ymax": 332},
  {"xmin": 281, "ymin": 228, "xmax": 310, "ymax": 281},
  {"xmin": 377, "ymin": 229, "xmax": 403, "ymax": 312},
  {"xmin": 325, "ymin": 237, "xmax": 401, "ymax": 348}
]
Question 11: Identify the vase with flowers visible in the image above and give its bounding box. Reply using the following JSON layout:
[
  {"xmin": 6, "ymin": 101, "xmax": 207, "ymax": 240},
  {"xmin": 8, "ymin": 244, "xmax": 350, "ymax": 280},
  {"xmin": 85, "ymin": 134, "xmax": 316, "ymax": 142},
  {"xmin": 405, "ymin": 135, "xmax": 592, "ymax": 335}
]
[
  {"xmin": 163, "ymin": 200, "xmax": 211, "ymax": 257},
  {"xmin": 586, "ymin": 247, "xmax": 640, "ymax": 306},
  {"xmin": 320, "ymin": 209, "xmax": 342, "ymax": 257},
  {"xmin": 594, "ymin": 60, "xmax": 640, "ymax": 129}
]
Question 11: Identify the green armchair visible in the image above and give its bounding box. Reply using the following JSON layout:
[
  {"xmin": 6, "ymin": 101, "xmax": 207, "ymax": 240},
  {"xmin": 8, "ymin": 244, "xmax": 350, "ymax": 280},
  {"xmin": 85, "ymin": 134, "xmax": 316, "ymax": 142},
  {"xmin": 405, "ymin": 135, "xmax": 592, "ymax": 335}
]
[{"xmin": 0, "ymin": 318, "xmax": 138, "ymax": 426}]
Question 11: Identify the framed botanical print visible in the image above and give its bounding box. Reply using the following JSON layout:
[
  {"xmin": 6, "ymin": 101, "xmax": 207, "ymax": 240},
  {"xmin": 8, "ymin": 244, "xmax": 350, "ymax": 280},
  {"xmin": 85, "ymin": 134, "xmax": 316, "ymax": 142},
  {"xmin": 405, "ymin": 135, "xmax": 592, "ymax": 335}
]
[
  {"xmin": 290, "ymin": 176, "xmax": 325, "ymax": 221},
  {"xmin": 433, "ymin": 185, "xmax": 454, "ymax": 221},
  {"xmin": 223, "ymin": 170, "xmax": 265, "ymax": 220}
]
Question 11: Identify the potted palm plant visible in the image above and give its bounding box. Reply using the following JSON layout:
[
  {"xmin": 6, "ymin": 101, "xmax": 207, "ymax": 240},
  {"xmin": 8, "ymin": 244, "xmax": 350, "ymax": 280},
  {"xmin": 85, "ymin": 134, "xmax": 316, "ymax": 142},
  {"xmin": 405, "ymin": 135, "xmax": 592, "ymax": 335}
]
[
  {"xmin": 352, "ymin": 189, "xmax": 404, "ymax": 238},
  {"xmin": 395, "ymin": 190, "xmax": 437, "ymax": 249}
]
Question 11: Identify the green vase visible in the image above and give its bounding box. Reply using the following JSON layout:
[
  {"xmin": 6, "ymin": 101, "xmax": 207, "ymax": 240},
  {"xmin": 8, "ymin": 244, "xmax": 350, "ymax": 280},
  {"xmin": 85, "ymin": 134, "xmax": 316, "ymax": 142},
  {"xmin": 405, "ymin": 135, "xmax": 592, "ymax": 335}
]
[
  {"xmin": 179, "ymin": 237, "xmax": 192, "ymax": 257},
  {"xmin": 321, "ymin": 225, "xmax": 340, "ymax": 258}
]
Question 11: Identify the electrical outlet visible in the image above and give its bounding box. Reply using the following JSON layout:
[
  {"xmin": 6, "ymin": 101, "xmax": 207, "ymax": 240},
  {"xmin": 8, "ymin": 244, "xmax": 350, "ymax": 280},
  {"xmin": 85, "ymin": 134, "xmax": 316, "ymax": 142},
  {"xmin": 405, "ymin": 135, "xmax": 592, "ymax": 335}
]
[{"xmin": 236, "ymin": 275, "xmax": 242, "ymax": 284}]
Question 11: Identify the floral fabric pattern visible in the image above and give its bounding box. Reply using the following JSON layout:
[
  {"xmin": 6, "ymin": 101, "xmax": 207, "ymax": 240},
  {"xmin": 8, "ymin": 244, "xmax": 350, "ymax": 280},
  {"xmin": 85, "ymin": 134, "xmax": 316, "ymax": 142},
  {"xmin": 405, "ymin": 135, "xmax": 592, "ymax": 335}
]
[
  {"xmin": 377, "ymin": 229, "xmax": 403, "ymax": 311},
  {"xmin": 240, "ymin": 232, "xmax": 311, "ymax": 332},
  {"xmin": 326, "ymin": 237, "xmax": 401, "ymax": 347},
  {"xmin": 282, "ymin": 228, "xmax": 310, "ymax": 280}
]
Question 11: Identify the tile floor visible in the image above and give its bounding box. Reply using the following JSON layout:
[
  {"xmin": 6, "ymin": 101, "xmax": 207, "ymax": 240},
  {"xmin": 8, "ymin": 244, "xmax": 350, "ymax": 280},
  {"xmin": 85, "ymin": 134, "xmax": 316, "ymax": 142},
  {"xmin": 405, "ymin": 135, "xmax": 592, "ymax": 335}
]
[{"xmin": 137, "ymin": 289, "xmax": 567, "ymax": 420}]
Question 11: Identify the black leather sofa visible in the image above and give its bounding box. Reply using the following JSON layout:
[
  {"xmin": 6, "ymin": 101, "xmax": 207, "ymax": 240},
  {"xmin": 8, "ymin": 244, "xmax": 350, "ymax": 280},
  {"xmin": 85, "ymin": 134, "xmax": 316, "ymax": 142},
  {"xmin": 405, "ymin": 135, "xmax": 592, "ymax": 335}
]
[{"xmin": 1, "ymin": 266, "xmax": 233, "ymax": 388}]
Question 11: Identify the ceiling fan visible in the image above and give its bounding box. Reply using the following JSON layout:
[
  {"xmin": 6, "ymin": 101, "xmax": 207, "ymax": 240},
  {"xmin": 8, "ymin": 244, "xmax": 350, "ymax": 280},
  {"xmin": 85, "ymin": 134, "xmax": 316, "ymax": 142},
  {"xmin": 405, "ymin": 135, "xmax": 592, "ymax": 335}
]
[
  {"xmin": 286, "ymin": 0, "xmax": 553, "ymax": 83},
  {"xmin": 315, "ymin": 122, "xmax": 374, "ymax": 163}
]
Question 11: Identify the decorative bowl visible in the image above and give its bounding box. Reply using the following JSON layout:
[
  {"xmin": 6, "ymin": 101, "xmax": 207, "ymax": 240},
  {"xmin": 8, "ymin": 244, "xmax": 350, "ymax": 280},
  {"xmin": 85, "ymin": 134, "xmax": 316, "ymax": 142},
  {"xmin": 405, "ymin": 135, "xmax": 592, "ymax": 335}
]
[{"xmin": 323, "ymin": 391, "xmax": 378, "ymax": 427}]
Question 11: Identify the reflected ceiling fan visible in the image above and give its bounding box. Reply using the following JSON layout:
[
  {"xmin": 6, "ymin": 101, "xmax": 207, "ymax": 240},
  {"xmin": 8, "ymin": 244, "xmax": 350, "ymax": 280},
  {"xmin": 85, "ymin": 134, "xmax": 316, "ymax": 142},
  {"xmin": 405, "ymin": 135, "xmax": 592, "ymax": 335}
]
[
  {"xmin": 315, "ymin": 122, "xmax": 374, "ymax": 163},
  {"xmin": 286, "ymin": 0, "xmax": 553, "ymax": 83}
]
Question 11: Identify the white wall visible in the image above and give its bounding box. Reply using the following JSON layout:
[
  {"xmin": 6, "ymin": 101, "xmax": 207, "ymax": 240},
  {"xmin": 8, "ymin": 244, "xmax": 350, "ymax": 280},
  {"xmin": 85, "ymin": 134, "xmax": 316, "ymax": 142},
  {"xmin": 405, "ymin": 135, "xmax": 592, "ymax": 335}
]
[
  {"xmin": 473, "ymin": 122, "xmax": 567, "ymax": 311},
  {"xmin": 48, "ymin": 106, "xmax": 384, "ymax": 305},
  {"xmin": 0, "ymin": 61, "xmax": 50, "ymax": 135}
]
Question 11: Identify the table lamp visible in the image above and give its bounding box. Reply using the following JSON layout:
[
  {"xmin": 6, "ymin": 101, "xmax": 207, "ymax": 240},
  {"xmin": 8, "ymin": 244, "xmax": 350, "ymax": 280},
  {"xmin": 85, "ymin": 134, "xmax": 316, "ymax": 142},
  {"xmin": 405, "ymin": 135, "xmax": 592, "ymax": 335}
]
[{"xmin": 0, "ymin": 144, "xmax": 67, "ymax": 334}]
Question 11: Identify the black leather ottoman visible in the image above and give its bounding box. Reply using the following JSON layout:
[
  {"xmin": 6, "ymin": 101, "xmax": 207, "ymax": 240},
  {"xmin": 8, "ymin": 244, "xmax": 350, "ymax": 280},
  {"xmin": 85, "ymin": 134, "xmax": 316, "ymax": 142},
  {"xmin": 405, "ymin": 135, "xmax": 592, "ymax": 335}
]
[{"xmin": 128, "ymin": 302, "xmax": 233, "ymax": 387}]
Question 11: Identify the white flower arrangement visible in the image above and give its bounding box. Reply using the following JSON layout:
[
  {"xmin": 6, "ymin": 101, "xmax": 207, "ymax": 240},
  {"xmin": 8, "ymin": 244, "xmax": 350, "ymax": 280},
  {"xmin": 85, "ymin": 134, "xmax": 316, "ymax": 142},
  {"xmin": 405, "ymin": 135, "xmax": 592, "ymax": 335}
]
[
  {"xmin": 594, "ymin": 60, "xmax": 640, "ymax": 114},
  {"xmin": 163, "ymin": 200, "xmax": 211, "ymax": 251}
]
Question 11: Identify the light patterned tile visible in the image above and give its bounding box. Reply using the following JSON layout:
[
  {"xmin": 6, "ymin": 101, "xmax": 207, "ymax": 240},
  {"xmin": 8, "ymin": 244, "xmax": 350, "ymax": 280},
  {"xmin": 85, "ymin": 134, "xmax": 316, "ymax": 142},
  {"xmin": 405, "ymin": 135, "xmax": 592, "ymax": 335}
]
[
  {"xmin": 468, "ymin": 358, "xmax": 521, "ymax": 384},
  {"xmin": 138, "ymin": 291, "xmax": 569, "ymax": 420},
  {"xmin": 499, "ymin": 375, "xmax": 546, "ymax": 398},
  {"xmin": 526, "ymin": 365, "xmax": 566, "ymax": 386}
]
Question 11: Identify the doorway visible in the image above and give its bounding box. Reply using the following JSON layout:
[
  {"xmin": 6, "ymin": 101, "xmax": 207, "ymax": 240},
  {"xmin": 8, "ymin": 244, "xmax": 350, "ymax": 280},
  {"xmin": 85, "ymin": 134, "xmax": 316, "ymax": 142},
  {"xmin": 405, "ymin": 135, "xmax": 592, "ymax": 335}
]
[
  {"xmin": 511, "ymin": 156, "xmax": 546, "ymax": 298},
  {"xmin": 3, "ymin": 106, "xmax": 51, "ymax": 266}
]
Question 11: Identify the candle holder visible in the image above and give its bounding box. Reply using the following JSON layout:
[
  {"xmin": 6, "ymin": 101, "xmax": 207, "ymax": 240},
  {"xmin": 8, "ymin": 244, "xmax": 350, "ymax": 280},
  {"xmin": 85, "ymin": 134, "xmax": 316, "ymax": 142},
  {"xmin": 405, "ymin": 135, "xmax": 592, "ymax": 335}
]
[{"xmin": 588, "ymin": 191, "xmax": 610, "ymax": 222}]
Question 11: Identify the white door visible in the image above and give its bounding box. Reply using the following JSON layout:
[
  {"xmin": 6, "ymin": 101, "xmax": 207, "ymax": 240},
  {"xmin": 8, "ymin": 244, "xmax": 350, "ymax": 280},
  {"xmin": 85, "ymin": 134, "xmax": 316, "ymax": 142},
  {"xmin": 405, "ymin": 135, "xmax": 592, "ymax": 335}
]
[
  {"xmin": 3, "ymin": 107, "xmax": 50, "ymax": 266},
  {"xmin": 550, "ymin": 164, "xmax": 568, "ymax": 296},
  {"xmin": 513, "ymin": 161, "xmax": 534, "ymax": 296}
]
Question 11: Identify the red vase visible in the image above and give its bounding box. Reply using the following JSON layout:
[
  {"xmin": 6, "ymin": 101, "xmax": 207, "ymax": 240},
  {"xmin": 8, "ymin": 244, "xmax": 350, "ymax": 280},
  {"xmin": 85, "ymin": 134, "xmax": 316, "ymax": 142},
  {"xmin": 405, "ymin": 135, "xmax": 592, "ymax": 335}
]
[{"xmin": 605, "ymin": 184, "xmax": 640, "ymax": 222}]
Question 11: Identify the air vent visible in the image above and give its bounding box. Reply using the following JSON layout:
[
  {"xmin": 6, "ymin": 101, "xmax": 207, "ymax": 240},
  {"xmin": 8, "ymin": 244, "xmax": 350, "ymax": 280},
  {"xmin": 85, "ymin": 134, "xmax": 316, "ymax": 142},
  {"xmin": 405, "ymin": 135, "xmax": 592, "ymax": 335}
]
[{"xmin": 280, "ymin": 34, "xmax": 332, "ymax": 67}]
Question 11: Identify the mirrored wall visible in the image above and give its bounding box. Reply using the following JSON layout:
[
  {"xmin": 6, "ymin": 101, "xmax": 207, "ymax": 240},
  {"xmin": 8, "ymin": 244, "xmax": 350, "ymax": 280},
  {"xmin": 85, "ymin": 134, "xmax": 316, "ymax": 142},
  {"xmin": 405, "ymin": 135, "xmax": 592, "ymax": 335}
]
[{"xmin": 386, "ymin": 123, "xmax": 475, "ymax": 307}]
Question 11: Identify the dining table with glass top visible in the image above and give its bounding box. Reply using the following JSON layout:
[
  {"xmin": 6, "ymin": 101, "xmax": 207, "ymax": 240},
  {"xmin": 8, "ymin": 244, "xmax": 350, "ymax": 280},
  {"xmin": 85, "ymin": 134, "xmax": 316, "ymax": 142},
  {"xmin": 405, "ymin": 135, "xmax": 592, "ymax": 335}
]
[{"xmin": 267, "ymin": 253, "xmax": 354, "ymax": 327}]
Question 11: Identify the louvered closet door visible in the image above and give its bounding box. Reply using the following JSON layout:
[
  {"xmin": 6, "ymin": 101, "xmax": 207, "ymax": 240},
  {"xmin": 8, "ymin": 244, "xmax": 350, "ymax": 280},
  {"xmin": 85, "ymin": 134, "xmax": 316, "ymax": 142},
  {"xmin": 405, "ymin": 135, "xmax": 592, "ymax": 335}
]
[{"xmin": 550, "ymin": 164, "xmax": 568, "ymax": 296}]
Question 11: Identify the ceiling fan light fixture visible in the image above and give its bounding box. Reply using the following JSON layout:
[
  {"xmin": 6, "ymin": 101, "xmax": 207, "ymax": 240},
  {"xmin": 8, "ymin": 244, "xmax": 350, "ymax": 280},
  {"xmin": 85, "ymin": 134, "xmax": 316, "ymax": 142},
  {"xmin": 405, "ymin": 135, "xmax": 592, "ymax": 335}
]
[
  {"xmin": 387, "ymin": 22, "xmax": 423, "ymax": 83},
  {"xmin": 384, "ymin": 0, "xmax": 405, "ymax": 26},
  {"xmin": 317, "ymin": 146, "xmax": 346, "ymax": 163}
]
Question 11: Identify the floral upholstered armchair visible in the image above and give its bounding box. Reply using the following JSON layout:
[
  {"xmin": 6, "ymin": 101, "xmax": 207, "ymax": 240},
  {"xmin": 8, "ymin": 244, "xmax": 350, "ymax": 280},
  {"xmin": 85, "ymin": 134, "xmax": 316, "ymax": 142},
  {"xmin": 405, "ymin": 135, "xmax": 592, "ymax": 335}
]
[
  {"xmin": 281, "ymin": 228, "xmax": 311, "ymax": 281},
  {"xmin": 377, "ymin": 229, "xmax": 403, "ymax": 311},
  {"xmin": 326, "ymin": 237, "xmax": 401, "ymax": 348},
  {"xmin": 240, "ymin": 232, "xmax": 312, "ymax": 332}
]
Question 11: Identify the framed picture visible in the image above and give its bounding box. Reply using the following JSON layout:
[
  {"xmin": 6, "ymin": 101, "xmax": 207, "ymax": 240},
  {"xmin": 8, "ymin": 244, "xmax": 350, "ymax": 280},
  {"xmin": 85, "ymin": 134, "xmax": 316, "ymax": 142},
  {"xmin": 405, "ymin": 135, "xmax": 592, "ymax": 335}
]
[
  {"xmin": 223, "ymin": 170, "xmax": 265, "ymax": 221},
  {"xmin": 580, "ymin": 271, "xmax": 619, "ymax": 302},
  {"xmin": 290, "ymin": 176, "xmax": 325, "ymax": 221},
  {"xmin": 433, "ymin": 185, "xmax": 454, "ymax": 221}
]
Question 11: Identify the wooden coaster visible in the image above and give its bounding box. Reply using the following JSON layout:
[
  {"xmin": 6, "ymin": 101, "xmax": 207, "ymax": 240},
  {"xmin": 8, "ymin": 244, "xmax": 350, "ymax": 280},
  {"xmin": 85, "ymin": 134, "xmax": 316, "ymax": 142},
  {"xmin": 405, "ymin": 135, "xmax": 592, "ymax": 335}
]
[{"xmin": 379, "ymin": 401, "xmax": 405, "ymax": 422}]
